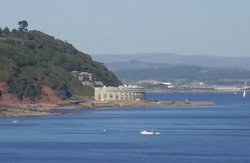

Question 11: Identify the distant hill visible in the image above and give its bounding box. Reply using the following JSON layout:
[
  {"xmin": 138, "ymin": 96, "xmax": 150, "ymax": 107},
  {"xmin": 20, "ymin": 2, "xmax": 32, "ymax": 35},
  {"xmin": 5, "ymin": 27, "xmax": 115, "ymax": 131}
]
[
  {"xmin": 0, "ymin": 26, "xmax": 121, "ymax": 101},
  {"xmin": 104, "ymin": 60, "xmax": 173, "ymax": 71},
  {"xmin": 91, "ymin": 53, "xmax": 250, "ymax": 83},
  {"xmin": 114, "ymin": 65, "xmax": 250, "ymax": 83},
  {"xmin": 92, "ymin": 53, "xmax": 250, "ymax": 70}
]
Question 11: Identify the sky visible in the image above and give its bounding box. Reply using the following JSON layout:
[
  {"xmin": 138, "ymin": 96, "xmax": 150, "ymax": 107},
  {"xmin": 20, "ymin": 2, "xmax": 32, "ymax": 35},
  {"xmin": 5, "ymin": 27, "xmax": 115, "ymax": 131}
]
[{"xmin": 1, "ymin": 0, "xmax": 250, "ymax": 57}]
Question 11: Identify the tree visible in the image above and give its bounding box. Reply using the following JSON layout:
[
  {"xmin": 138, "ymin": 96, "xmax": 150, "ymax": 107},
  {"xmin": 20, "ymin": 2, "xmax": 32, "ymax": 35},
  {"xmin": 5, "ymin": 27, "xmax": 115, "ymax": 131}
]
[
  {"xmin": 12, "ymin": 28, "xmax": 18, "ymax": 34},
  {"xmin": 2, "ymin": 27, "xmax": 10, "ymax": 35},
  {"xmin": 18, "ymin": 20, "xmax": 28, "ymax": 32}
]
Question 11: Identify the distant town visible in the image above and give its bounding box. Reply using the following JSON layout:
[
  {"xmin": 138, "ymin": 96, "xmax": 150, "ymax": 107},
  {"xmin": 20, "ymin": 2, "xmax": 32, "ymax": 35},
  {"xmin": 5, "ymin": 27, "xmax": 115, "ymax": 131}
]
[
  {"xmin": 69, "ymin": 70, "xmax": 250, "ymax": 103},
  {"xmin": 137, "ymin": 80, "xmax": 250, "ymax": 92}
]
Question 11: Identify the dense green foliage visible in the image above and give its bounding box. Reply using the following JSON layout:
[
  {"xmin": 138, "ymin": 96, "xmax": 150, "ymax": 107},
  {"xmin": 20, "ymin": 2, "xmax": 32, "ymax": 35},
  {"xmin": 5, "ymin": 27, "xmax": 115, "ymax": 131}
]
[{"xmin": 0, "ymin": 27, "xmax": 121, "ymax": 99}]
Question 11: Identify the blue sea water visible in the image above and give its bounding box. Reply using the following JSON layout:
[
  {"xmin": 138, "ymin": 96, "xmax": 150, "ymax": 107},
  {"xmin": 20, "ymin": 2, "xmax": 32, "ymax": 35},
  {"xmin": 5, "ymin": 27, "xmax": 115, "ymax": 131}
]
[{"xmin": 1, "ymin": 92, "xmax": 250, "ymax": 163}]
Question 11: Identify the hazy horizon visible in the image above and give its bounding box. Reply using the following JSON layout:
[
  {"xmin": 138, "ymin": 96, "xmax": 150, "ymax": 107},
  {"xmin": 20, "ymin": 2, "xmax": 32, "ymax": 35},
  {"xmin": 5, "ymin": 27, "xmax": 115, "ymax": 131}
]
[
  {"xmin": 1, "ymin": 0, "xmax": 250, "ymax": 57},
  {"xmin": 93, "ymin": 52, "xmax": 250, "ymax": 58}
]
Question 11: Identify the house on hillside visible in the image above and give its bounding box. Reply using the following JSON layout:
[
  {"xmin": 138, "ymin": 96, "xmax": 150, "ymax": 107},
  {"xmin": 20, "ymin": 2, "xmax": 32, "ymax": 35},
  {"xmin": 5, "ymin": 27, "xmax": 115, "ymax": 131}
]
[
  {"xmin": 72, "ymin": 71, "xmax": 95, "ymax": 85},
  {"xmin": 79, "ymin": 72, "xmax": 92, "ymax": 82},
  {"xmin": 71, "ymin": 71, "xmax": 105, "ymax": 86}
]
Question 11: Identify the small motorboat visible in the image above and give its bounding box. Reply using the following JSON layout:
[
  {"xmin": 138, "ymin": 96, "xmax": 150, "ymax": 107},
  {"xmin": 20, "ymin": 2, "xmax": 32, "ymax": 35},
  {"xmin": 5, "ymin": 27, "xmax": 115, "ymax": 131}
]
[
  {"xmin": 140, "ymin": 130, "xmax": 154, "ymax": 135},
  {"xmin": 140, "ymin": 130, "xmax": 160, "ymax": 135}
]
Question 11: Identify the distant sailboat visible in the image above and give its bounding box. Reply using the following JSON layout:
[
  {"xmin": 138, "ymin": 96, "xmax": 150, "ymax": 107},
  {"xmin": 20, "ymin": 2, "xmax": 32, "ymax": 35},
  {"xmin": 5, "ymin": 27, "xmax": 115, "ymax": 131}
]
[
  {"xmin": 243, "ymin": 90, "xmax": 246, "ymax": 97},
  {"xmin": 242, "ymin": 81, "xmax": 247, "ymax": 98}
]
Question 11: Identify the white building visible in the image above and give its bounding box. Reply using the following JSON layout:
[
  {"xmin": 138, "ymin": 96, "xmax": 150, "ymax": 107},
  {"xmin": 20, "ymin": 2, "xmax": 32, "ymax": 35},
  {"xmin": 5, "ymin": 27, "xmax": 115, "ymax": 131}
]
[
  {"xmin": 79, "ymin": 72, "xmax": 92, "ymax": 82},
  {"xmin": 94, "ymin": 85, "xmax": 145, "ymax": 101}
]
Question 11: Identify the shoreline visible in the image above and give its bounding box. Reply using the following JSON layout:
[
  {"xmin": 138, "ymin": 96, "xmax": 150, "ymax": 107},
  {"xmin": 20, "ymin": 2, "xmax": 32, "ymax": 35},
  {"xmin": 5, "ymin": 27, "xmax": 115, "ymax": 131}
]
[
  {"xmin": 0, "ymin": 100, "xmax": 215, "ymax": 117},
  {"xmin": 146, "ymin": 89, "xmax": 248, "ymax": 93}
]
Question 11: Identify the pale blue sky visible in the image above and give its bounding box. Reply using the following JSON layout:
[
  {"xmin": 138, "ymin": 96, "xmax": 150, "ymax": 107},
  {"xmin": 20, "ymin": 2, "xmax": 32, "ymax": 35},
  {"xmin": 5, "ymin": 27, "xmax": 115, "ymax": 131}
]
[{"xmin": 1, "ymin": 0, "xmax": 250, "ymax": 56}]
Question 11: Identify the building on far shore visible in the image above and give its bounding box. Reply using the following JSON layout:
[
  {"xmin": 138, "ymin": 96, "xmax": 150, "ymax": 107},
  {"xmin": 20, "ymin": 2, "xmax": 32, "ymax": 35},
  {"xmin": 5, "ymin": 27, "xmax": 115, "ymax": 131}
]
[
  {"xmin": 94, "ymin": 85, "xmax": 145, "ymax": 101},
  {"xmin": 215, "ymin": 86, "xmax": 240, "ymax": 91}
]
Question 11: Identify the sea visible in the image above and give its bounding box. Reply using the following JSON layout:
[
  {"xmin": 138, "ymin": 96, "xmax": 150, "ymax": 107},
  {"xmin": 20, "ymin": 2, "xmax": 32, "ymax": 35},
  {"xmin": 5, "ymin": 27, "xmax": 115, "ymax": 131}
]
[{"xmin": 1, "ymin": 92, "xmax": 250, "ymax": 163}]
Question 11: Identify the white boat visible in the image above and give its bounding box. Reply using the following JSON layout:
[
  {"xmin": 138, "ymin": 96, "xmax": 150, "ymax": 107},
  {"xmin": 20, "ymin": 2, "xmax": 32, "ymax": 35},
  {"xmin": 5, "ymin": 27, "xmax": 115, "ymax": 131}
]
[
  {"xmin": 243, "ymin": 90, "xmax": 246, "ymax": 97},
  {"xmin": 140, "ymin": 130, "xmax": 154, "ymax": 135},
  {"xmin": 140, "ymin": 130, "xmax": 160, "ymax": 135}
]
